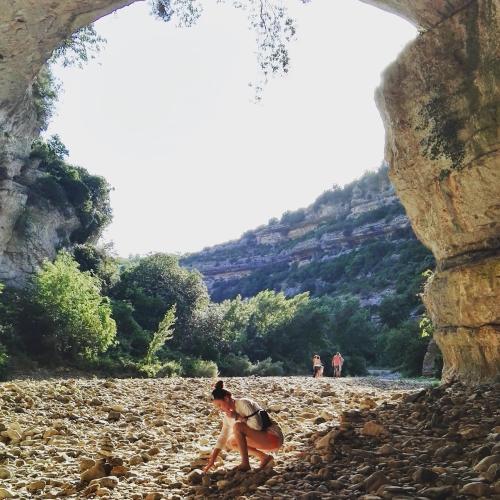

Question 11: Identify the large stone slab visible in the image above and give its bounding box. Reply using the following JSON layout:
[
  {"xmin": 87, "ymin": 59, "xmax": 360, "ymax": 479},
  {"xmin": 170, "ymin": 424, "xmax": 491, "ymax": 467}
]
[
  {"xmin": 435, "ymin": 326, "xmax": 500, "ymax": 383},
  {"xmin": 424, "ymin": 256, "xmax": 500, "ymax": 328}
]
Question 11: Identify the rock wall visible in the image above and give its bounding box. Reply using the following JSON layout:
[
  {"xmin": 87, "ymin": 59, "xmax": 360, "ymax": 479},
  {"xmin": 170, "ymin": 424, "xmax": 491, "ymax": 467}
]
[
  {"xmin": 0, "ymin": 0, "xmax": 498, "ymax": 382},
  {"xmin": 375, "ymin": 0, "xmax": 500, "ymax": 383},
  {"xmin": 0, "ymin": 1, "xmax": 134, "ymax": 286},
  {"xmin": 182, "ymin": 168, "xmax": 411, "ymax": 297}
]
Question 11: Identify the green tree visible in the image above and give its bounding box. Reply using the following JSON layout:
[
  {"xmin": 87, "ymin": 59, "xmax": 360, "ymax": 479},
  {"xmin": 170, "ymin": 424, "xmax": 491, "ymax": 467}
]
[
  {"xmin": 28, "ymin": 252, "xmax": 116, "ymax": 361},
  {"xmin": 113, "ymin": 253, "xmax": 209, "ymax": 349},
  {"xmin": 73, "ymin": 243, "xmax": 120, "ymax": 294},
  {"xmin": 243, "ymin": 290, "xmax": 309, "ymax": 361},
  {"xmin": 320, "ymin": 296, "xmax": 377, "ymax": 365},
  {"xmin": 110, "ymin": 300, "xmax": 150, "ymax": 358},
  {"xmin": 30, "ymin": 137, "xmax": 113, "ymax": 242},
  {"xmin": 377, "ymin": 320, "xmax": 428, "ymax": 376},
  {"xmin": 144, "ymin": 304, "xmax": 177, "ymax": 366}
]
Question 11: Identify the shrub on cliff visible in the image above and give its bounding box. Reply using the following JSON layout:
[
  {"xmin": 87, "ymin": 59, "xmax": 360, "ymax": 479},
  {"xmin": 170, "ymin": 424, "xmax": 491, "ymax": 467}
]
[
  {"xmin": 30, "ymin": 136, "xmax": 113, "ymax": 243},
  {"xmin": 25, "ymin": 251, "xmax": 116, "ymax": 362}
]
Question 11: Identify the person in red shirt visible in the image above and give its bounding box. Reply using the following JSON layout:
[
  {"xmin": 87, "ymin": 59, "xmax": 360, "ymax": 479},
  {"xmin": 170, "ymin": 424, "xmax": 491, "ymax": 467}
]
[{"xmin": 332, "ymin": 352, "xmax": 344, "ymax": 377}]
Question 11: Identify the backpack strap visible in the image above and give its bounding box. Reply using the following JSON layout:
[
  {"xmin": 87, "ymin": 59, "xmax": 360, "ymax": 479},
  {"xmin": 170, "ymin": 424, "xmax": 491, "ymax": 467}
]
[{"xmin": 245, "ymin": 409, "xmax": 262, "ymax": 419}]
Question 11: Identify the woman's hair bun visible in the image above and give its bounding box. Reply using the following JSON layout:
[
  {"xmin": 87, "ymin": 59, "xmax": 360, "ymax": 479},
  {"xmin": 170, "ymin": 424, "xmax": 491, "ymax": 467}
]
[{"xmin": 211, "ymin": 380, "xmax": 229, "ymax": 400}]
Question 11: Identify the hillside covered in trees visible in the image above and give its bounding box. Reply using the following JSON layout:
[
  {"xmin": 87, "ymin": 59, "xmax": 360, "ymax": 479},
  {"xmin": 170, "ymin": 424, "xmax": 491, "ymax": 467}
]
[{"xmin": 182, "ymin": 166, "xmax": 433, "ymax": 308}]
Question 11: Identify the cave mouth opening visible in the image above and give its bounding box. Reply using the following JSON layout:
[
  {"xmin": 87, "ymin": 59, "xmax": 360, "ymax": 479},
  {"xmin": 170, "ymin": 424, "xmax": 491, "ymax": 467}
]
[
  {"xmin": 1, "ymin": 1, "xmax": 499, "ymax": 385},
  {"xmin": 41, "ymin": 0, "xmax": 417, "ymax": 258}
]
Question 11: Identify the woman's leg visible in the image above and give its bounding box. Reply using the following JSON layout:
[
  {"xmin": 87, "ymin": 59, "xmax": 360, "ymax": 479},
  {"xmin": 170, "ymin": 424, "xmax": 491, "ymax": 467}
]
[
  {"xmin": 227, "ymin": 437, "xmax": 268, "ymax": 465},
  {"xmin": 232, "ymin": 422, "xmax": 280, "ymax": 469}
]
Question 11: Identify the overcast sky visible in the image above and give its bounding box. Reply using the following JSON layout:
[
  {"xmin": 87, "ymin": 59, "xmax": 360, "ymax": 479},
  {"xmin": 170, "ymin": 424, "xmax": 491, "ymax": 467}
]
[{"xmin": 46, "ymin": 0, "xmax": 417, "ymax": 257}]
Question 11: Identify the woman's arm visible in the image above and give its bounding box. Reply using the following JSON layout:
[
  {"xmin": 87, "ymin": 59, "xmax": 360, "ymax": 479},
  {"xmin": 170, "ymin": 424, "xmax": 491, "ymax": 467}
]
[
  {"xmin": 215, "ymin": 415, "xmax": 230, "ymax": 449},
  {"xmin": 204, "ymin": 416, "xmax": 230, "ymax": 472},
  {"xmin": 203, "ymin": 447, "xmax": 221, "ymax": 473}
]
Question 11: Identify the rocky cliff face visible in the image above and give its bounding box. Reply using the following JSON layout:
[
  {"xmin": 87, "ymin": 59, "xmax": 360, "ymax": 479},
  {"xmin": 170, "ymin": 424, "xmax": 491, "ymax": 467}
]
[
  {"xmin": 375, "ymin": 0, "xmax": 500, "ymax": 383},
  {"xmin": 182, "ymin": 167, "xmax": 417, "ymax": 303},
  {"xmin": 0, "ymin": 1, "xmax": 132, "ymax": 286},
  {"xmin": 0, "ymin": 0, "xmax": 498, "ymax": 383},
  {"xmin": 0, "ymin": 154, "xmax": 83, "ymax": 287}
]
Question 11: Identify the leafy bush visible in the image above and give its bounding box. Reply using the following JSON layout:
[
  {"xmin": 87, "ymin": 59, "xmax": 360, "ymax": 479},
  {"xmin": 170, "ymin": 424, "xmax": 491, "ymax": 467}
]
[
  {"xmin": 28, "ymin": 251, "xmax": 116, "ymax": 361},
  {"xmin": 33, "ymin": 176, "xmax": 68, "ymax": 207},
  {"xmin": 0, "ymin": 344, "xmax": 8, "ymax": 380},
  {"xmin": 32, "ymin": 67, "xmax": 59, "ymax": 131},
  {"xmin": 343, "ymin": 354, "xmax": 368, "ymax": 376},
  {"xmin": 30, "ymin": 137, "xmax": 113, "ymax": 242},
  {"xmin": 219, "ymin": 353, "xmax": 253, "ymax": 376},
  {"xmin": 138, "ymin": 361, "xmax": 163, "ymax": 378},
  {"xmin": 250, "ymin": 357, "xmax": 284, "ymax": 376},
  {"xmin": 83, "ymin": 354, "xmax": 142, "ymax": 377},
  {"xmin": 280, "ymin": 209, "xmax": 306, "ymax": 225},
  {"xmin": 157, "ymin": 360, "xmax": 183, "ymax": 378},
  {"xmin": 182, "ymin": 358, "xmax": 218, "ymax": 378}
]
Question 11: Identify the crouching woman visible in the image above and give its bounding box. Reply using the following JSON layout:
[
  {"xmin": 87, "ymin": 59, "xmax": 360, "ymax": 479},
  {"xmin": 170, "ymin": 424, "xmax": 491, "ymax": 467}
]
[{"xmin": 203, "ymin": 380, "xmax": 284, "ymax": 472}]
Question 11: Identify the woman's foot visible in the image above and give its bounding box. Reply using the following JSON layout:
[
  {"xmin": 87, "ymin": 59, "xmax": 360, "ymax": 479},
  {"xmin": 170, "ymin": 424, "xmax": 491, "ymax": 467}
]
[
  {"xmin": 234, "ymin": 463, "xmax": 251, "ymax": 472},
  {"xmin": 259, "ymin": 454, "xmax": 274, "ymax": 469}
]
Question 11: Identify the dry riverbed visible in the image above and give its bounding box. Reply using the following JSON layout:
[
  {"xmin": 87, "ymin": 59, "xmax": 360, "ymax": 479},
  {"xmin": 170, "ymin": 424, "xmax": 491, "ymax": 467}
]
[{"xmin": 0, "ymin": 377, "xmax": 498, "ymax": 499}]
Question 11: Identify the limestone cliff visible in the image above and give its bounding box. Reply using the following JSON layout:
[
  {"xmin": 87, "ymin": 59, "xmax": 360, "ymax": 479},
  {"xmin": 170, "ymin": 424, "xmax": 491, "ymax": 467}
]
[
  {"xmin": 182, "ymin": 166, "xmax": 427, "ymax": 307},
  {"xmin": 375, "ymin": 0, "xmax": 500, "ymax": 383},
  {"xmin": 0, "ymin": 1, "xmax": 131, "ymax": 286}
]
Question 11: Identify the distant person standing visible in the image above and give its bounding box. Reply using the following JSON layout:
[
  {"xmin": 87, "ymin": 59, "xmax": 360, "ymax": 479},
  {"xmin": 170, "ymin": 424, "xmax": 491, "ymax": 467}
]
[
  {"xmin": 312, "ymin": 355, "xmax": 324, "ymax": 378},
  {"xmin": 332, "ymin": 352, "xmax": 344, "ymax": 377}
]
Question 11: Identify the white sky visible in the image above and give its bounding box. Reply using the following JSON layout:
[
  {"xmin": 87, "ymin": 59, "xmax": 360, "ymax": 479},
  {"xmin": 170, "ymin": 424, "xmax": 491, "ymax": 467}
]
[{"xmin": 46, "ymin": 0, "xmax": 417, "ymax": 257}]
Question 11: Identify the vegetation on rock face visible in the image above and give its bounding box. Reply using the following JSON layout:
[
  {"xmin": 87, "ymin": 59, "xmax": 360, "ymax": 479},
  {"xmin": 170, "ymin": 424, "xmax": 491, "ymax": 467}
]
[
  {"xmin": 32, "ymin": 67, "xmax": 60, "ymax": 132},
  {"xmin": 29, "ymin": 136, "xmax": 113, "ymax": 243},
  {"xmin": 50, "ymin": 24, "xmax": 106, "ymax": 69},
  {"xmin": 33, "ymin": 24, "xmax": 106, "ymax": 132}
]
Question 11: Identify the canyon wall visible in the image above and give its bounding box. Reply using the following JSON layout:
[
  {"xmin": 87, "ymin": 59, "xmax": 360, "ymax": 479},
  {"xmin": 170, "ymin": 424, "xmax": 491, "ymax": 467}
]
[{"xmin": 374, "ymin": 0, "xmax": 500, "ymax": 383}]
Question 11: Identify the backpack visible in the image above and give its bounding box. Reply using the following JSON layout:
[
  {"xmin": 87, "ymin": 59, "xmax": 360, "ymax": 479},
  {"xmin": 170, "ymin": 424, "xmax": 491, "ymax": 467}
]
[{"xmin": 246, "ymin": 408, "xmax": 273, "ymax": 430}]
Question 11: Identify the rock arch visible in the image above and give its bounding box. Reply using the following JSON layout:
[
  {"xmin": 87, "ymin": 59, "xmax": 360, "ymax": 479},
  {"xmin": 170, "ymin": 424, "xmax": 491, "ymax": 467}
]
[{"xmin": 0, "ymin": 0, "xmax": 498, "ymax": 383}]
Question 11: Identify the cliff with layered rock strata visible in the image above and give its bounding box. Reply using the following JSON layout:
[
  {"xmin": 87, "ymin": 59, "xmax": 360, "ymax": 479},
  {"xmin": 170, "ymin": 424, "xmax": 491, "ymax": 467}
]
[{"xmin": 182, "ymin": 166, "xmax": 434, "ymax": 312}]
